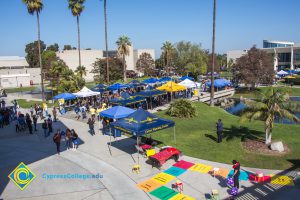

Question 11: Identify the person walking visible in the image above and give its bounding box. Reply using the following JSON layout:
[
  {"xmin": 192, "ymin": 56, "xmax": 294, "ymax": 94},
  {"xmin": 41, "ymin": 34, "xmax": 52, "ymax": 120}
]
[
  {"xmin": 30, "ymin": 105, "xmax": 34, "ymax": 117},
  {"xmin": 232, "ymin": 160, "xmax": 240, "ymax": 189},
  {"xmin": 52, "ymin": 107, "xmax": 57, "ymax": 122},
  {"xmin": 47, "ymin": 115, "xmax": 53, "ymax": 136},
  {"xmin": 66, "ymin": 128, "xmax": 72, "ymax": 150},
  {"xmin": 87, "ymin": 118, "xmax": 95, "ymax": 135},
  {"xmin": 71, "ymin": 129, "xmax": 78, "ymax": 151},
  {"xmin": 216, "ymin": 119, "xmax": 223, "ymax": 143},
  {"xmin": 53, "ymin": 130, "xmax": 61, "ymax": 155},
  {"xmin": 32, "ymin": 115, "xmax": 38, "ymax": 131},
  {"xmin": 42, "ymin": 120, "xmax": 48, "ymax": 137}
]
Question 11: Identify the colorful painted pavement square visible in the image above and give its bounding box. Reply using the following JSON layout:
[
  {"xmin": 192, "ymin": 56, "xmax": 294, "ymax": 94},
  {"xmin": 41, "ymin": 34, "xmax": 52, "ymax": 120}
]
[
  {"xmin": 164, "ymin": 166, "xmax": 187, "ymax": 177},
  {"xmin": 151, "ymin": 172, "xmax": 176, "ymax": 184},
  {"xmin": 189, "ymin": 163, "xmax": 212, "ymax": 174},
  {"xmin": 173, "ymin": 160, "xmax": 195, "ymax": 170},
  {"xmin": 271, "ymin": 175, "xmax": 294, "ymax": 186},
  {"xmin": 169, "ymin": 193, "xmax": 196, "ymax": 200},
  {"xmin": 228, "ymin": 170, "xmax": 249, "ymax": 181},
  {"xmin": 150, "ymin": 186, "xmax": 179, "ymax": 200},
  {"xmin": 136, "ymin": 179, "xmax": 163, "ymax": 192}
]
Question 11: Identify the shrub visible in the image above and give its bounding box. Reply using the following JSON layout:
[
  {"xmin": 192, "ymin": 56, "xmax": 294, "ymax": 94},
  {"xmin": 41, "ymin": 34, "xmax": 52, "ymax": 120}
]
[{"xmin": 166, "ymin": 99, "xmax": 196, "ymax": 118}]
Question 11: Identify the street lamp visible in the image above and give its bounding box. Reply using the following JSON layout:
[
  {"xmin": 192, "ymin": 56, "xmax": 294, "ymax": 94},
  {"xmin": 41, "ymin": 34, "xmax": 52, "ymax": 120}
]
[{"xmin": 210, "ymin": 0, "xmax": 217, "ymax": 106}]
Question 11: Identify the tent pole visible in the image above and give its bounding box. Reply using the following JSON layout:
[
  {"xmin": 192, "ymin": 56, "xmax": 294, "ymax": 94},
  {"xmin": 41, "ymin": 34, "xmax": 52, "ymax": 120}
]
[
  {"xmin": 137, "ymin": 136, "xmax": 140, "ymax": 164},
  {"xmin": 109, "ymin": 127, "xmax": 112, "ymax": 155},
  {"xmin": 173, "ymin": 126, "xmax": 176, "ymax": 147}
]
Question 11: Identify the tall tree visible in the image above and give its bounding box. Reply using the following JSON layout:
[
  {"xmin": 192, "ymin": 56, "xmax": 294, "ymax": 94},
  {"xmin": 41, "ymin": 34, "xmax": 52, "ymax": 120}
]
[
  {"xmin": 68, "ymin": 0, "xmax": 85, "ymax": 68},
  {"xmin": 116, "ymin": 36, "xmax": 132, "ymax": 82},
  {"xmin": 136, "ymin": 53, "xmax": 155, "ymax": 76},
  {"xmin": 240, "ymin": 88, "xmax": 299, "ymax": 144},
  {"xmin": 210, "ymin": 0, "xmax": 217, "ymax": 106},
  {"xmin": 161, "ymin": 41, "xmax": 174, "ymax": 75},
  {"xmin": 46, "ymin": 43, "xmax": 59, "ymax": 52},
  {"xmin": 25, "ymin": 40, "xmax": 46, "ymax": 68},
  {"xmin": 42, "ymin": 50, "xmax": 57, "ymax": 78},
  {"xmin": 22, "ymin": 0, "xmax": 45, "ymax": 101},
  {"xmin": 104, "ymin": 0, "xmax": 109, "ymax": 83},
  {"xmin": 63, "ymin": 45, "xmax": 72, "ymax": 50},
  {"xmin": 233, "ymin": 46, "xmax": 274, "ymax": 88},
  {"xmin": 75, "ymin": 65, "xmax": 87, "ymax": 78},
  {"xmin": 49, "ymin": 60, "xmax": 68, "ymax": 90}
]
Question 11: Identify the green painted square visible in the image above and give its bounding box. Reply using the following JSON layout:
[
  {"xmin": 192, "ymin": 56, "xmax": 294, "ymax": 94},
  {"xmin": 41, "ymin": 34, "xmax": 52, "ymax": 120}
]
[{"xmin": 150, "ymin": 186, "xmax": 178, "ymax": 200}]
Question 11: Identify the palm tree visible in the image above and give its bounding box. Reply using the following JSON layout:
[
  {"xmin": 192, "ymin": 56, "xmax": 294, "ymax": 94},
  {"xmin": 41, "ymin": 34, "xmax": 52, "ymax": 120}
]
[
  {"xmin": 161, "ymin": 41, "xmax": 174, "ymax": 75},
  {"xmin": 104, "ymin": 0, "xmax": 109, "ymax": 83},
  {"xmin": 68, "ymin": 0, "xmax": 85, "ymax": 67},
  {"xmin": 75, "ymin": 65, "xmax": 87, "ymax": 78},
  {"xmin": 116, "ymin": 36, "xmax": 132, "ymax": 82},
  {"xmin": 50, "ymin": 60, "xmax": 67, "ymax": 90},
  {"xmin": 22, "ymin": 0, "xmax": 45, "ymax": 101},
  {"xmin": 210, "ymin": 0, "xmax": 217, "ymax": 106},
  {"xmin": 240, "ymin": 88, "xmax": 300, "ymax": 145}
]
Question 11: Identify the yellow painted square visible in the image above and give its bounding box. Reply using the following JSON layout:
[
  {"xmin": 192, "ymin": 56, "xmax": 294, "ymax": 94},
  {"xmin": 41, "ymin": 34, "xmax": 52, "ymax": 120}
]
[
  {"xmin": 189, "ymin": 163, "xmax": 212, "ymax": 173},
  {"xmin": 151, "ymin": 172, "xmax": 175, "ymax": 184},
  {"xmin": 136, "ymin": 179, "xmax": 163, "ymax": 192},
  {"xmin": 271, "ymin": 175, "xmax": 294, "ymax": 186},
  {"xmin": 169, "ymin": 193, "xmax": 196, "ymax": 200}
]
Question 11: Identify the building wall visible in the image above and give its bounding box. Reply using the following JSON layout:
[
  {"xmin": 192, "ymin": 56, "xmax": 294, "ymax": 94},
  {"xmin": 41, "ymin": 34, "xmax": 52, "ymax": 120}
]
[
  {"xmin": 0, "ymin": 74, "xmax": 31, "ymax": 88},
  {"xmin": 56, "ymin": 50, "xmax": 103, "ymax": 81},
  {"xmin": 0, "ymin": 68, "xmax": 41, "ymax": 85},
  {"xmin": 133, "ymin": 49, "xmax": 155, "ymax": 66},
  {"xmin": 226, "ymin": 50, "xmax": 248, "ymax": 63}
]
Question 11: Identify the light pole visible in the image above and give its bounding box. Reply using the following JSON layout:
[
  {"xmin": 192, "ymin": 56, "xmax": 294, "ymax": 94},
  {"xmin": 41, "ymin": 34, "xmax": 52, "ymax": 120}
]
[{"xmin": 210, "ymin": 0, "xmax": 216, "ymax": 106}]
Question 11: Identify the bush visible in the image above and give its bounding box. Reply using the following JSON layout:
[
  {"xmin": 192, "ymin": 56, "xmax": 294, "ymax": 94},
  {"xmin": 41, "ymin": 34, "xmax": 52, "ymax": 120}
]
[{"xmin": 166, "ymin": 99, "xmax": 196, "ymax": 118}]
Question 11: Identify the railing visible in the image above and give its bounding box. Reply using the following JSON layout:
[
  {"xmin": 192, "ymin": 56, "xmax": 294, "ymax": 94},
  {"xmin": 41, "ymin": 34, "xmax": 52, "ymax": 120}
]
[{"xmin": 195, "ymin": 89, "xmax": 235, "ymax": 102}]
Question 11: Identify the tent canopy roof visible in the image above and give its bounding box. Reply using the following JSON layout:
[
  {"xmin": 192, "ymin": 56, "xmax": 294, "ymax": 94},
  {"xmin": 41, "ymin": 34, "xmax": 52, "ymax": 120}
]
[
  {"xmin": 136, "ymin": 89, "xmax": 167, "ymax": 97},
  {"xmin": 111, "ymin": 108, "xmax": 175, "ymax": 136},
  {"xmin": 178, "ymin": 79, "xmax": 200, "ymax": 88},
  {"xmin": 73, "ymin": 86, "xmax": 99, "ymax": 97},
  {"xmin": 100, "ymin": 106, "xmax": 135, "ymax": 119},
  {"xmin": 110, "ymin": 96, "xmax": 146, "ymax": 106},
  {"xmin": 53, "ymin": 93, "xmax": 77, "ymax": 100},
  {"xmin": 180, "ymin": 76, "xmax": 194, "ymax": 81},
  {"xmin": 156, "ymin": 81, "xmax": 187, "ymax": 92},
  {"xmin": 108, "ymin": 83, "xmax": 129, "ymax": 90}
]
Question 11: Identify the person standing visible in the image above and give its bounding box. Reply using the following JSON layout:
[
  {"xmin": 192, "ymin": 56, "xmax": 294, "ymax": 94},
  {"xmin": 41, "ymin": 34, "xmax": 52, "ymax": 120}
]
[
  {"xmin": 232, "ymin": 160, "xmax": 240, "ymax": 189},
  {"xmin": 216, "ymin": 119, "xmax": 223, "ymax": 143},
  {"xmin": 66, "ymin": 128, "xmax": 72, "ymax": 150},
  {"xmin": 71, "ymin": 129, "xmax": 78, "ymax": 151},
  {"xmin": 32, "ymin": 115, "xmax": 38, "ymax": 131},
  {"xmin": 52, "ymin": 107, "xmax": 57, "ymax": 122},
  {"xmin": 53, "ymin": 130, "xmax": 61, "ymax": 155},
  {"xmin": 42, "ymin": 120, "xmax": 48, "ymax": 137},
  {"xmin": 87, "ymin": 118, "xmax": 95, "ymax": 135},
  {"xmin": 25, "ymin": 114, "xmax": 33, "ymax": 134},
  {"xmin": 30, "ymin": 105, "xmax": 34, "ymax": 117}
]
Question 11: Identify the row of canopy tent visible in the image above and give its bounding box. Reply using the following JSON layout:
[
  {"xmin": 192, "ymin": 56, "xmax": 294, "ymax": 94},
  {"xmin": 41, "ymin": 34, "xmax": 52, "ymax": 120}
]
[
  {"xmin": 206, "ymin": 78, "xmax": 232, "ymax": 88},
  {"xmin": 142, "ymin": 76, "xmax": 196, "ymax": 84}
]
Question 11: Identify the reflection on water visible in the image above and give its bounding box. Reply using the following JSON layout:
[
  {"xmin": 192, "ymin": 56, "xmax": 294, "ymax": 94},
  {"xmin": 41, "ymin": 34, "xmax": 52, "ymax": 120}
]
[{"xmin": 226, "ymin": 98, "xmax": 300, "ymax": 125}]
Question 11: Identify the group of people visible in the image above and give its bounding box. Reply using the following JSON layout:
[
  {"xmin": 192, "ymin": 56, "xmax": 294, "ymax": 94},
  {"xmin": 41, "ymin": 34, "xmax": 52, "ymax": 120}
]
[{"xmin": 53, "ymin": 128, "xmax": 79, "ymax": 154}]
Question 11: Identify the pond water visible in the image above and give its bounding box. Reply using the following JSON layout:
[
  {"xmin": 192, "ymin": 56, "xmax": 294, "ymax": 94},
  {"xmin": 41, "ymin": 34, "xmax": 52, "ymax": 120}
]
[{"xmin": 226, "ymin": 97, "xmax": 300, "ymax": 125}]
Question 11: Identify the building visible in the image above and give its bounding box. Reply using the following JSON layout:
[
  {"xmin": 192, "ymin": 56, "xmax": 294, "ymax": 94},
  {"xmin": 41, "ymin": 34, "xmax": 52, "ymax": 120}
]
[
  {"xmin": 227, "ymin": 40, "xmax": 300, "ymax": 71},
  {"xmin": 0, "ymin": 56, "xmax": 29, "ymax": 69},
  {"xmin": 0, "ymin": 74, "xmax": 31, "ymax": 88},
  {"xmin": 57, "ymin": 47, "xmax": 155, "ymax": 81}
]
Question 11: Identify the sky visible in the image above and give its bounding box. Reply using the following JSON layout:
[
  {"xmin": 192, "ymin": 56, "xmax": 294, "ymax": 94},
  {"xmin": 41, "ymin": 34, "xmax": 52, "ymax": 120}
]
[{"xmin": 0, "ymin": 0, "xmax": 299, "ymax": 58}]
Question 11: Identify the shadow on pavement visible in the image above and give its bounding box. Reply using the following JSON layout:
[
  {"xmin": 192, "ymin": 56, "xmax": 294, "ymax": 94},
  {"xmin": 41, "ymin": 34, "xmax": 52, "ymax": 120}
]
[{"xmin": 0, "ymin": 120, "xmax": 85, "ymax": 196}]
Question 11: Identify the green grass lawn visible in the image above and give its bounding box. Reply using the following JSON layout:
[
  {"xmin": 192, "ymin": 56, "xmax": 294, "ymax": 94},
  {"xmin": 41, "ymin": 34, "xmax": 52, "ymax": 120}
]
[
  {"xmin": 152, "ymin": 102, "xmax": 300, "ymax": 170},
  {"xmin": 16, "ymin": 99, "xmax": 55, "ymax": 109},
  {"xmin": 233, "ymin": 86, "xmax": 300, "ymax": 98},
  {"xmin": 5, "ymin": 86, "xmax": 37, "ymax": 93}
]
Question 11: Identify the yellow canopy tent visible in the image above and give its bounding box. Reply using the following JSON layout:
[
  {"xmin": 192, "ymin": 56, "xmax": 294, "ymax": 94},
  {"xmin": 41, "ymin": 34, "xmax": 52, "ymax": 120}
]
[
  {"xmin": 156, "ymin": 81, "xmax": 187, "ymax": 92},
  {"xmin": 284, "ymin": 76, "xmax": 296, "ymax": 79}
]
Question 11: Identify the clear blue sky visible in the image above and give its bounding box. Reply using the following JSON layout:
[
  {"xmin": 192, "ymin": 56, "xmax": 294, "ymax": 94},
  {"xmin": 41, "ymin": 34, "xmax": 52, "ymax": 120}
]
[{"xmin": 0, "ymin": 0, "xmax": 299, "ymax": 58}]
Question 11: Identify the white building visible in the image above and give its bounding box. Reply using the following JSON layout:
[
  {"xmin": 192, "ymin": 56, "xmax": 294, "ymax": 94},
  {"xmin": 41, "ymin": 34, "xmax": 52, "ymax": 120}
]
[
  {"xmin": 57, "ymin": 47, "xmax": 155, "ymax": 81},
  {"xmin": 227, "ymin": 40, "xmax": 300, "ymax": 71},
  {"xmin": 0, "ymin": 74, "xmax": 30, "ymax": 88}
]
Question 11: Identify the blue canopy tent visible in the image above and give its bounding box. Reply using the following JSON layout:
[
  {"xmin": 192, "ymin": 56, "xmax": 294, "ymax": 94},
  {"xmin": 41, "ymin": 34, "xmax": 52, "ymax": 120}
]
[
  {"xmin": 110, "ymin": 96, "xmax": 147, "ymax": 107},
  {"xmin": 90, "ymin": 84, "xmax": 107, "ymax": 92},
  {"xmin": 206, "ymin": 78, "xmax": 231, "ymax": 88},
  {"xmin": 158, "ymin": 77, "xmax": 172, "ymax": 83},
  {"xmin": 110, "ymin": 108, "xmax": 176, "ymax": 159},
  {"xmin": 100, "ymin": 106, "xmax": 135, "ymax": 119},
  {"xmin": 179, "ymin": 76, "xmax": 194, "ymax": 81},
  {"xmin": 120, "ymin": 92, "xmax": 132, "ymax": 99},
  {"xmin": 142, "ymin": 78, "xmax": 159, "ymax": 84},
  {"xmin": 130, "ymin": 80, "xmax": 140, "ymax": 84},
  {"xmin": 136, "ymin": 89, "xmax": 167, "ymax": 109},
  {"xmin": 53, "ymin": 93, "xmax": 77, "ymax": 100},
  {"xmin": 107, "ymin": 83, "xmax": 129, "ymax": 90}
]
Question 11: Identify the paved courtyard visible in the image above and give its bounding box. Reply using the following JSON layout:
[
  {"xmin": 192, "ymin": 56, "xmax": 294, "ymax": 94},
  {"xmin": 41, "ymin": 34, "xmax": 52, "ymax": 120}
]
[{"xmin": 0, "ymin": 107, "xmax": 299, "ymax": 200}]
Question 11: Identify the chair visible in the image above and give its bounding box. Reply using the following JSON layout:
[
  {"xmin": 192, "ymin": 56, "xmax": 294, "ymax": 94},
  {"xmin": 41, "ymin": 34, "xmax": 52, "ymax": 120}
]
[
  {"xmin": 174, "ymin": 180, "xmax": 183, "ymax": 193},
  {"xmin": 132, "ymin": 164, "xmax": 140, "ymax": 174},
  {"xmin": 256, "ymin": 171, "xmax": 264, "ymax": 182},
  {"xmin": 212, "ymin": 168, "xmax": 220, "ymax": 177}
]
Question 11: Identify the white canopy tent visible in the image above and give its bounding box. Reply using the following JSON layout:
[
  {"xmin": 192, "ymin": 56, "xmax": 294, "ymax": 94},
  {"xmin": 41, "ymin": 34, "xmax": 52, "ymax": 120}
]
[
  {"xmin": 277, "ymin": 70, "xmax": 288, "ymax": 75},
  {"xmin": 73, "ymin": 86, "xmax": 99, "ymax": 97},
  {"xmin": 178, "ymin": 79, "xmax": 200, "ymax": 88}
]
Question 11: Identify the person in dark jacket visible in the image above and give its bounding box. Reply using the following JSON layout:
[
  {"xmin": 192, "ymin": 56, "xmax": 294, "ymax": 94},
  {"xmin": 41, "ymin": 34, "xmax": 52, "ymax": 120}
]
[
  {"xmin": 25, "ymin": 114, "xmax": 33, "ymax": 134},
  {"xmin": 53, "ymin": 130, "xmax": 61, "ymax": 155},
  {"xmin": 232, "ymin": 160, "xmax": 240, "ymax": 188},
  {"xmin": 216, "ymin": 119, "xmax": 223, "ymax": 143}
]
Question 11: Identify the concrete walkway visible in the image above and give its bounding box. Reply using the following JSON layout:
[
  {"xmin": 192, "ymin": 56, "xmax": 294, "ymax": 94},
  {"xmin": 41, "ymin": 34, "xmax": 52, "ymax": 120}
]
[{"xmin": 1, "ymin": 106, "xmax": 300, "ymax": 199}]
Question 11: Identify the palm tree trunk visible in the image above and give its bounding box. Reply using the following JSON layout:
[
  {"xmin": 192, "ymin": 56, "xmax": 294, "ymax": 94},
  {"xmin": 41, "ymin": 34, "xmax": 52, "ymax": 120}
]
[
  {"xmin": 265, "ymin": 124, "xmax": 272, "ymax": 144},
  {"xmin": 37, "ymin": 12, "xmax": 45, "ymax": 102},
  {"xmin": 123, "ymin": 54, "xmax": 127, "ymax": 82},
  {"xmin": 104, "ymin": 0, "xmax": 109, "ymax": 83},
  {"xmin": 77, "ymin": 16, "xmax": 82, "ymax": 67},
  {"xmin": 210, "ymin": 0, "xmax": 216, "ymax": 107}
]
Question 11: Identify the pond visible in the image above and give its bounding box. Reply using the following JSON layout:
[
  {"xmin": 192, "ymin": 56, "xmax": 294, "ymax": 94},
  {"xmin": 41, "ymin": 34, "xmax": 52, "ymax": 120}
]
[{"xmin": 226, "ymin": 97, "xmax": 300, "ymax": 125}]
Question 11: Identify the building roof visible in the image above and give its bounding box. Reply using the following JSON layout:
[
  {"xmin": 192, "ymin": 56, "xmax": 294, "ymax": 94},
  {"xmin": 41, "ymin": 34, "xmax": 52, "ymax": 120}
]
[
  {"xmin": 0, "ymin": 74, "xmax": 30, "ymax": 78},
  {"xmin": 0, "ymin": 56, "xmax": 29, "ymax": 68}
]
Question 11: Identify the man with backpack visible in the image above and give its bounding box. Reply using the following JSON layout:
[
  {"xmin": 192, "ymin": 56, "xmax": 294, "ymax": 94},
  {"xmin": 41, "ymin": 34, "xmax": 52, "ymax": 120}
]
[
  {"xmin": 47, "ymin": 115, "xmax": 53, "ymax": 136},
  {"xmin": 53, "ymin": 130, "xmax": 61, "ymax": 155},
  {"xmin": 42, "ymin": 120, "xmax": 48, "ymax": 137}
]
